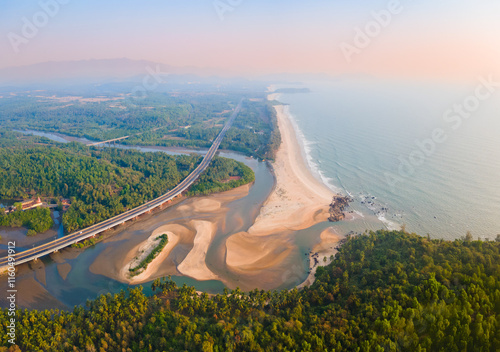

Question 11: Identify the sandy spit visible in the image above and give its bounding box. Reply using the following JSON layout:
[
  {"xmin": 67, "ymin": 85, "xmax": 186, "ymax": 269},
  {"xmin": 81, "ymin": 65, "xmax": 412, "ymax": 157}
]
[
  {"xmin": 225, "ymin": 99, "xmax": 336, "ymax": 272},
  {"xmin": 177, "ymin": 220, "xmax": 219, "ymax": 281}
]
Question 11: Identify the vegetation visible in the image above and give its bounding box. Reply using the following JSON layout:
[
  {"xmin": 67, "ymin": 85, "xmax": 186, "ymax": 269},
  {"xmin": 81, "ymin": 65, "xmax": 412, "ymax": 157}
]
[
  {"xmin": 0, "ymin": 207, "xmax": 53, "ymax": 235},
  {"xmin": 129, "ymin": 234, "xmax": 169, "ymax": 276},
  {"xmin": 0, "ymin": 92, "xmax": 281, "ymax": 160},
  {"xmin": 187, "ymin": 157, "xmax": 255, "ymax": 196},
  {"xmin": 0, "ymin": 92, "xmax": 239, "ymax": 141},
  {"xmin": 0, "ymin": 131, "xmax": 254, "ymax": 234},
  {"xmin": 174, "ymin": 100, "xmax": 281, "ymax": 160},
  {"xmin": 71, "ymin": 235, "xmax": 104, "ymax": 249},
  {"xmin": 2, "ymin": 230, "xmax": 499, "ymax": 351}
]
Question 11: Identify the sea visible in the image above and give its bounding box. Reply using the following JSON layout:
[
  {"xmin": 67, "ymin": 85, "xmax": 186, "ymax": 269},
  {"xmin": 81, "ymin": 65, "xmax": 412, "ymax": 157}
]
[{"xmin": 275, "ymin": 78, "xmax": 500, "ymax": 241}]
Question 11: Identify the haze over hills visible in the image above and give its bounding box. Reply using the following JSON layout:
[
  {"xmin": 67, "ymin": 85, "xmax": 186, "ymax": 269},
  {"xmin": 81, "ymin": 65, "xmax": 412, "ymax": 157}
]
[
  {"xmin": 0, "ymin": 58, "xmax": 340, "ymax": 88},
  {"xmin": 0, "ymin": 58, "xmax": 273, "ymax": 86},
  {"xmin": 0, "ymin": 58, "xmax": 196, "ymax": 86}
]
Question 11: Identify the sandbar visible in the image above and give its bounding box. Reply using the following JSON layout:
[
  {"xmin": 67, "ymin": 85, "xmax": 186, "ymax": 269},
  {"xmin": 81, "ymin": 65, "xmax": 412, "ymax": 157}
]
[
  {"xmin": 177, "ymin": 220, "xmax": 219, "ymax": 281},
  {"xmin": 226, "ymin": 96, "xmax": 335, "ymax": 273}
]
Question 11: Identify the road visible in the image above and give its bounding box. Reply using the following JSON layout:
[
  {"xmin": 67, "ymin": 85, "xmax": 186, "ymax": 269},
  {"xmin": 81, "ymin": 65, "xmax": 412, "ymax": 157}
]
[{"xmin": 0, "ymin": 99, "xmax": 243, "ymax": 269}]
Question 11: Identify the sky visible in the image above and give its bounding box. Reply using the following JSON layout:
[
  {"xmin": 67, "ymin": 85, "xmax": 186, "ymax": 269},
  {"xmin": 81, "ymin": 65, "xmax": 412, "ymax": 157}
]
[{"xmin": 1, "ymin": 0, "xmax": 499, "ymax": 80}]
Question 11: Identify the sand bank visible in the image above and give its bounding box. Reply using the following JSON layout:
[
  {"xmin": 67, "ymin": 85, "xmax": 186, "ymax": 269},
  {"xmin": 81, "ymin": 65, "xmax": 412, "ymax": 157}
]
[
  {"xmin": 225, "ymin": 232, "xmax": 294, "ymax": 271},
  {"xmin": 89, "ymin": 185, "xmax": 251, "ymax": 286},
  {"xmin": 57, "ymin": 263, "xmax": 72, "ymax": 280},
  {"xmin": 177, "ymin": 220, "xmax": 219, "ymax": 281},
  {"xmin": 120, "ymin": 225, "xmax": 183, "ymax": 284},
  {"xmin": 226, "ymin": 99, "xmax": 335, "ymax": 272}
]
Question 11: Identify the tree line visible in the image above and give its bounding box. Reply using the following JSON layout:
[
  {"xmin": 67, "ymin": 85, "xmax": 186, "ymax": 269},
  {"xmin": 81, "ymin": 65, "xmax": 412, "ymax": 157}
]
[
  {"xmin": 1, "ymin": 230, "xmax": 499, "ymax": 351},
  {"xmin": 0, "ymin": 131, "xmax": 254, "ymax": 235},
  {"xmin": 0, "ymin": 207, "xmax": 53, "ymax": 236}
]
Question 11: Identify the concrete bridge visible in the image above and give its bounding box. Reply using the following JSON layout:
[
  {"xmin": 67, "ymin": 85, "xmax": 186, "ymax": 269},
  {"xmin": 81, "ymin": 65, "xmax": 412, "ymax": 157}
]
[
  {"xmin": 86, "ymin": 135, "xmax": 130, "ymax": 147},
  {"xmin": 0, "ymin": 100, "xmax": 243, "ymax": 271}
]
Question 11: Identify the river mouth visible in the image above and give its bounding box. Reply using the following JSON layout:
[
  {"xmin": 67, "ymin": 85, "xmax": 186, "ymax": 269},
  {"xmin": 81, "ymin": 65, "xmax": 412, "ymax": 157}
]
[{"xmin": 0, "ymin": 130, "xmax": 324, "ymax": 309}]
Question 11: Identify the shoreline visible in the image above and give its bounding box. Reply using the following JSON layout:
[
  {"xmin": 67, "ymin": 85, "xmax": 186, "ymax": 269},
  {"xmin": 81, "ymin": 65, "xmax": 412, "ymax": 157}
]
[
  {"xmin": 297, "ymin": 227, "xmax": 342, "ymax": 289},
  {"xmin": 280, "ymin": 103, "xmax": 341, "ymax": 195},
  {"xmin": 225, "ymin": 93, "xmax": 337, "ymax": 280},
  {"xmin": 248, "ymin": 99, "xmax": 336, "ymax": 234}
]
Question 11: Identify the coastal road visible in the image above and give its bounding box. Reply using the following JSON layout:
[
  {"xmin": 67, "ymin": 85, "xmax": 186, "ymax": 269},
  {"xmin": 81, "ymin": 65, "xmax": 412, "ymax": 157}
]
[{"xmin": 0, "ymin": 99, "xmax": 243, "ymax": 270}]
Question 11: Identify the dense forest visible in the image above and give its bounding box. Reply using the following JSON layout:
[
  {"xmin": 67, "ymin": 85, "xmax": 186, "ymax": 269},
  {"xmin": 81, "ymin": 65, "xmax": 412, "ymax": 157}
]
[
  {"xmin": 1, "ymin": 230, "xmax": 499, "ymax": 351},
  {"xmin": 0, "ymin": 92, "xmax": 238, "ymax": 141},
  {"xmin": 173, "ymin": 99, "xmax": 281, "ymax": 160},
  {"xmin": 0, "ymin": 207, "xmax": 53, "ymax": 236},
  {"xmin": 0, "ymin": 92, "xmax": 281, "ymax": 160},
  {"xmin": 0, "ymin": 131, "xmax": 254, "ymax": 234},
  {"xmin": 187, "ymin": 157, "xmax": 255, "ymax": 196},
  {"xmin": 0, "ymin": 92, "xmax": 280, "ymax": 159}
]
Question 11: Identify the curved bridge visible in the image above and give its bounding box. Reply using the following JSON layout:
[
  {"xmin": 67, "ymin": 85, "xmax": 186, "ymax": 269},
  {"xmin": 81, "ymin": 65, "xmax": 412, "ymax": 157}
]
[{"xmin": 0, "ymin": 99, "xmax": 243, "ymax": 270}]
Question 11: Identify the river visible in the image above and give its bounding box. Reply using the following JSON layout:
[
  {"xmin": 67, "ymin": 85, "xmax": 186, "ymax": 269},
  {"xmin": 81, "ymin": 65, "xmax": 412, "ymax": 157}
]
[{"xmin": 1, "ymin": 130, "xmax": 333, "ymax": 309}]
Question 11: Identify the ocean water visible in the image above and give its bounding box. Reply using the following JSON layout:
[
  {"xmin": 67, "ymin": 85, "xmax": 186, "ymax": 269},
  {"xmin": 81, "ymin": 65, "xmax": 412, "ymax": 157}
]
[{"xmin": 276, "ymin": 79, "xmax": 500, "ymax": 240}]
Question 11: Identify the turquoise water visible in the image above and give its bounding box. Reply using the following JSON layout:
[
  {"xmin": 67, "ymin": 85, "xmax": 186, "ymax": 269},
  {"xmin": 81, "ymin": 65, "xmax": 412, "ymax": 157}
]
[{"xmin": 276, "ymin": 79, "xmax": 500, "ymax": 240}]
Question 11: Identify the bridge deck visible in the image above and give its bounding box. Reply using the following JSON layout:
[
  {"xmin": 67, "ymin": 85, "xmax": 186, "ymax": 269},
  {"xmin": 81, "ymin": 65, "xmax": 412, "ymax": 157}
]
[
  {"xmin": 0, "ymin": 100, "xmax": 243, "ymax": 270},
  {"xmin": 86, "ymin": 136, "xmax": 130, "ymax": 146}
]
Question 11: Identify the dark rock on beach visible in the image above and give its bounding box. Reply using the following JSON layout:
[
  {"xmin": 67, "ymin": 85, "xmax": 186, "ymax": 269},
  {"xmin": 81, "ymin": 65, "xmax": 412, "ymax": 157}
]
[{"xmin": 328, "ymin": 195, "xmax": 353, "ymax": 222}]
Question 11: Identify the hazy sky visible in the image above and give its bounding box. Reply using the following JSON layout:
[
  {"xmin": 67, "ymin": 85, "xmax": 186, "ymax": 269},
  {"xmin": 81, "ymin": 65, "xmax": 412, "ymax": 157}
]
[{"xmin": 1, "ymin": 0, "xmax": 499, "ymax": 79}]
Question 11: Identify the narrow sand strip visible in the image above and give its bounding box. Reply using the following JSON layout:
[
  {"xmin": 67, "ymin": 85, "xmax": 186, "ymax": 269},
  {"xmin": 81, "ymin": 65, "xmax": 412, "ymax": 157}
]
[
  {"xmin": 226, "ymin": 98, "xmax": 335, "ymax": 270},
  {"xmin": 177, "ymin": 220, "xmax": 219, "ymax": 281},
  {"xmin": 248, "ymin": 104, "xmax": 334, "ymax": 235}
]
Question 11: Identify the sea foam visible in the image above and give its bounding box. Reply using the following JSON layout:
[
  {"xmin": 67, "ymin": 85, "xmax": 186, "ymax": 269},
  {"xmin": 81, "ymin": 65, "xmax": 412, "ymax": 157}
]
[{"xmin": 282, "ymin": 105, "xmax": 342, "ymax": 194}]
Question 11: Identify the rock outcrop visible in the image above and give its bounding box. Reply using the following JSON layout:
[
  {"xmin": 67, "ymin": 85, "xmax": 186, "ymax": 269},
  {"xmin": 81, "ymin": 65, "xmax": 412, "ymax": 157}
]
[{"xmin": 328, "ymin": 196, "xmax": 352, "ymax": 222}]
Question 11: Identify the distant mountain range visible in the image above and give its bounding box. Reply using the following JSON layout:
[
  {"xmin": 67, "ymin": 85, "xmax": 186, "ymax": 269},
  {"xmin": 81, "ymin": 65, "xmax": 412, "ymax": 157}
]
[
  {"xmin": 0, "ymin": 58, "xmax": 339, "ymax": 87},
  {"xmin": 0, "ymin": 58, "xmax": 212, "ymax": 86}
]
